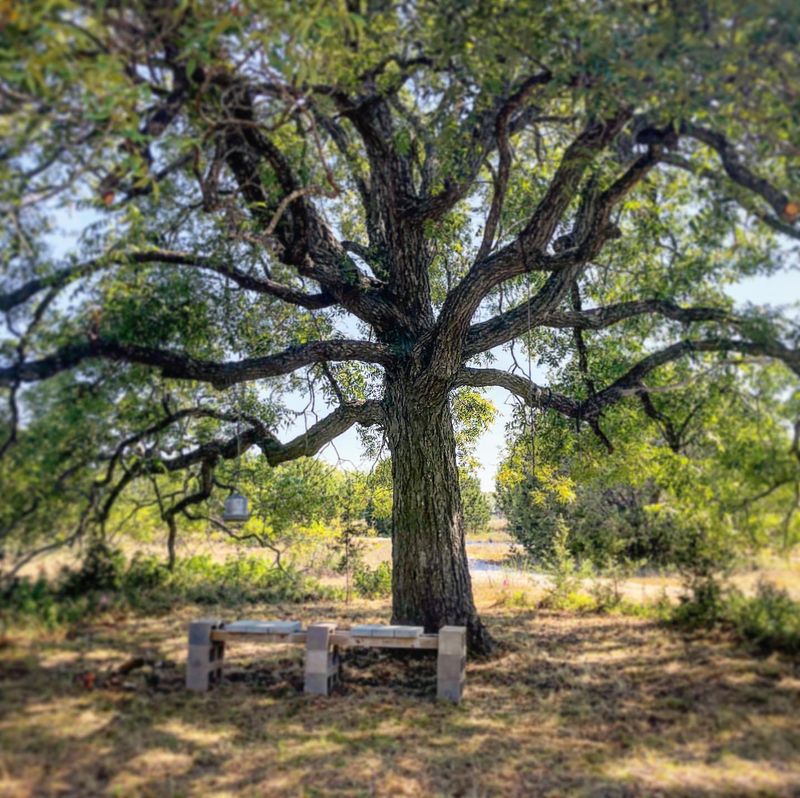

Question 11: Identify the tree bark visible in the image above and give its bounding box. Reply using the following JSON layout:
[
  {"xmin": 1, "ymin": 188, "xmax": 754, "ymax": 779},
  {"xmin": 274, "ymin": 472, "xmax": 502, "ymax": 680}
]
[{"xmin": 384, "ymin": 374, "xmax": 494, "ymax": 655}]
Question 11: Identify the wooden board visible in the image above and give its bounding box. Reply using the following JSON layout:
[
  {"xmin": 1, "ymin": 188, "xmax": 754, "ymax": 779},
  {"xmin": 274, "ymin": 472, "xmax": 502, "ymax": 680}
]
[
  {"xmin": 209, "ymin": 628, "xmax": 440, "ymax": 650},
  {"xmin": 210, "ymin": 631, "xmax": 307, "ymax": 644},
  {"xmin": 331, "ymin": 633, "xmax": 439, "ymax": 650}
]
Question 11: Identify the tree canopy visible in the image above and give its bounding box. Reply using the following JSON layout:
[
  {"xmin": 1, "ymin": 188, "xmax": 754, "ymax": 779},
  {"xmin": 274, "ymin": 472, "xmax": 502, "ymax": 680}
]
[{"xmin": 1, "ymin": 0, "xmax": 798, "ymax": 650}]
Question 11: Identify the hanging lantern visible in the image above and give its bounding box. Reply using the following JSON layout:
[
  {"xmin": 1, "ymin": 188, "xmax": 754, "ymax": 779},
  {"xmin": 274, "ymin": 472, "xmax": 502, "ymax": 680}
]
[{"xmin": 223, "ymin": 492, "xmax": 250, "ymax": 523}]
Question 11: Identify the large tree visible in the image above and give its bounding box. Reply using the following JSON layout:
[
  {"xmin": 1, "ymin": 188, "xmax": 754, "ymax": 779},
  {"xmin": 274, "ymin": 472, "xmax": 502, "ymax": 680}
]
[{"xmin": 1, "ymin": 1, "xmax": 799, "ymax": 651}]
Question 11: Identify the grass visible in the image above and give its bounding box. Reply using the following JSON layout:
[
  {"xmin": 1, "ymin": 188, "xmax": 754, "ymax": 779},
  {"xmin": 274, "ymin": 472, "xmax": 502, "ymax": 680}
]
[{"xmin": 2, "ymin": 587, "xmax": 800, "ymax": 797}]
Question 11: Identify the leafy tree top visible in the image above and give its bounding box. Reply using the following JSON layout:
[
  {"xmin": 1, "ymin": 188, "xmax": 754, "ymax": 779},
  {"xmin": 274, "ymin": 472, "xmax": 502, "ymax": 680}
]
[{"xmin": 1, "ymin": 0, "xmax": 798, "ymax": 568}]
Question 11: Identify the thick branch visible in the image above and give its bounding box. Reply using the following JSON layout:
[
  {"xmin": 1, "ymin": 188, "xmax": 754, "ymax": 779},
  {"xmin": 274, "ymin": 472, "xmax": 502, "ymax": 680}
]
[
  {"xmin": 465, "ymin": 298, "xmax": 731, "ymax": 357},
  {"xmin": 0, "ymin": 249, "xmax": 334, "ymax": 313},
  {"xmin": 682, "ymin": 123, "xmax": 797, "ymax": 223},
  {"xmin": 584, "ymin": 338, "xmax": 800, "ymax": 417},
  {"xmin": 161, "ymin": 400, "xmax": 384, "ymax": 471},
  {"xmin": 453, "ymin": 367, "xmax": 579, "ymax": 418},
  {"xmin": 0, "ymin": 338, "xmax": 393, "ymax": 389},
  {"xmin": 457, "ymin": 338, "xmax": 798, "ymax": 438},
  {"xmin": 428, "ymin": 114, "xmax": 642, "ymax": 381}
]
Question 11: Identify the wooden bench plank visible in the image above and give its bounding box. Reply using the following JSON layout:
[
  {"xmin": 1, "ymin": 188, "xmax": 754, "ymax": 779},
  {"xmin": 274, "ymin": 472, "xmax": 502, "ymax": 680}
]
[
  {"xmin": 210, "ymin": 629, "xmax": 439, "ymax": 649},
  {"xmin": 331, "ymin": 633, "xmax": 439, "ymax": 650},
  {"xmin": 211, "ymin": 630, "xmax": 307, "ymax": 644}
]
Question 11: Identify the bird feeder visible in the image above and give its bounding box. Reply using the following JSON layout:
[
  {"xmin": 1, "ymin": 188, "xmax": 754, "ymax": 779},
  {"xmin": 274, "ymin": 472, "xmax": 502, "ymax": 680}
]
[{"xmin": 222, "ymin": 492, "xmax": 250, "ymax": 523}]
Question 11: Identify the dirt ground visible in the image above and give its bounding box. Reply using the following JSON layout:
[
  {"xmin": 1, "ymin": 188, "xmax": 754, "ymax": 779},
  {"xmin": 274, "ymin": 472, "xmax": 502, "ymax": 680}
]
[{"xmin": 2, "ymin": 590, "xmax": 799, "ymax": 797}]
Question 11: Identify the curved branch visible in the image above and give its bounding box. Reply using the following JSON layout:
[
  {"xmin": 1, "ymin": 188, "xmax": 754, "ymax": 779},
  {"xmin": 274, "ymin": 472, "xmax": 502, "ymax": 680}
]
[
  {"xmin": 456, "ymin": 339, "xmax": 799, "ymax": 435},
  {"xmin": 161, "ymin": 400, "xmax": 385, "ymax": 471},
  {"xmin": 681, "ymin": 123, "xmax": 798, "ymax": 225},
  {"xmin": 0, "ymin": 338, "xmax": 394, "ymax": 389},
  {"xmin": 0, "ymin": 249, "xmax": 333, "ymax": 313},
  {"xmin": 584, "ymin": 338, "xmax": 800, "ymax": 417},
  {"xmin": 429, "ymin": 117, "xmax": 651, "ymax": 381},
  {"xmin": 465, "ymin": 298, "xmax": 731, "ymax": 357},
  {"xmin": 453, "ymin": 367, "xmax": 580, "ymax": 418}
]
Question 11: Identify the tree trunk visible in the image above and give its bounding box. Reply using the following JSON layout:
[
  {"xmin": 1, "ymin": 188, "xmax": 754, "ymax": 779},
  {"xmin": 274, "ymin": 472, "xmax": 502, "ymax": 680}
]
[{"xmin": 385, "ymin": 375, "xmax": 494, "ymax": 655}]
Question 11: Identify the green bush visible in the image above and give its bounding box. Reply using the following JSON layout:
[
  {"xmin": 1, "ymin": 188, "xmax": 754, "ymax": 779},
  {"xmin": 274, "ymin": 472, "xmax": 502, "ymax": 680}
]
[
  {"xmin": 724, "ymin": 583, "xmax": 800, "ymax": 657},
  {"xmin": 58, "ymin": 540, "xmax": 126, "ymax": 598},
  {"xmin": 1, "ymin": 550, "xmax": 335, "ymax": 628},
  {"xmin": 539, "ymin": 517, "xmax": 592, "ymax": 609},
  {"xmin": 354, "ymin": 562, "xmax": 392, "ymax": 599},
  {"xmin": 666, "ymin": 580, "xmax": 800, "ymax": 657}
]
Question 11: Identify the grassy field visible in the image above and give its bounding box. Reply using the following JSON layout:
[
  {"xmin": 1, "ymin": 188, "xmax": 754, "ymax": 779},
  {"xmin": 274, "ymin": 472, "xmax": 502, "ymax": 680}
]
[{"xmin": 2, "ymin": 583, "xmax": 800, "ymax": 797}]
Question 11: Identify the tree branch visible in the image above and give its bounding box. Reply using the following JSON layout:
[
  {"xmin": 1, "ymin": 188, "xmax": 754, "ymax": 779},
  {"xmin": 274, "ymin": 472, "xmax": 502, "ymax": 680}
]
[
  {"xmin": 453, "ymin": 367, "xmax": 580, "ymax": 418},
  {"xmin": 428, "ymin": 113, "xmax": 642, "ymax": 379},
  {"xmin": 681, "ymin": 123, "xmax": 798, "ymax": 225},
  {"xmin": 584, "ymin": 338, "xmax": 800, "ymax": 418},
  {"xmin": 160, "ymin": 400, "xmax": 385, "ymax": 471},
  {"xmin": 465, "ymin": 298, "xmax": 731, "ymax": 357},
  {"xmin": 0, "ymin": 249, "xmax": 334, "ymax": 313},
  {"xmin": 0, "ymin": 338, "xmax": 394, "ymax": 389}
]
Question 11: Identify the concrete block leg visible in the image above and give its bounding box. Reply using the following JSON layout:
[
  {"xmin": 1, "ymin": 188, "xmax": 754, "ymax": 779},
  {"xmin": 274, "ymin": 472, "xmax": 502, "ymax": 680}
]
[
  {"xmin": 437, "ymin": 626, "xmax": 467, "ymax": 703},
  {"xmin": 186, "ymin": 618, "xmax": 224, "ymax": 692},
  {"xmin": 304, "ymin": 623, "xmax": 340, "ymax": 696}
]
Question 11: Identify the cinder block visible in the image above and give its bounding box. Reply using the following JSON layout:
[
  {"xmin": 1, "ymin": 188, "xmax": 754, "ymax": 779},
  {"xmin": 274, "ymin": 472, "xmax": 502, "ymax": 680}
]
[
  {"xmin": 187, "ymin": 619, "xmax": 224, "ymax": 692},
  {"xmin": 437, "ymin": 655, "xmax": 466, "ymax": 683},
  {"xmin": 187, "ymin": 666, "xmax": 212, "ymax": 691},
  {"xmin": 437, "ymin": 626, "xmax": 466, "ymax": 703},
  {"xmin": 226, "ymin": 619, "xmax": 302, "ymax": 634},
  {"xmin": 438, "ymin": 626, "xmax": 467, "ymax": 656},
  {"xmin": 304, "ymin": 673, "xmax": 331, "ymax": 696},
  {"xmin": 188, "ymin": 644, "xmax": 214, "ymax": 669},
  {"xmin": 351, "ymin": 624, "xmax": 387, "ymax": 637},
  {"xmin": 265, "ymin": 620, "xmax": 302, "ymax": 633},
  {"xmin": 188, "ymin": 618, "xmax": 223, "ymax": 645},
  {"xmin": 437, "ymin": 677, "xmax": 464, "ymax": 703},
  {"xmin": 304, "ymin": 624, "xmax": 339, "ymax": 696},
  {"xmin": 391, "ymin": 625, "xmax": 424, "ymax": 638},
  {"xmin": 225, "ymin": 620, "xmax": 271, "ymax": 633},
  {"xmin": 306, "ymin": 623, "xmax": 336, "ymax": 649},
  {"xmin": 305, "ymin": 649, "xmax": 332, "ymax": 674}
]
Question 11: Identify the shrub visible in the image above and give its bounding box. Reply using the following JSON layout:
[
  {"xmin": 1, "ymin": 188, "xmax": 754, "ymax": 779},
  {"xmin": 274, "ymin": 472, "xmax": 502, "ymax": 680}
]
[
  {"xmin": 354, "ymin": 562, "xmax": 392, "ymax": 599},
  {"xmin": 58, "ymin": 540, "xmax": 125, "ymax": 598},
  {"xmin": 1, "ymin": 550, "xmax": 336, "ymax": 628},
  {"xmin": 724, "ymin": 583, "xmax": 800, "ymax": 657},
  {"xmin": 539, "ymin": 517, "xmax": 592, "ymax": 609}
]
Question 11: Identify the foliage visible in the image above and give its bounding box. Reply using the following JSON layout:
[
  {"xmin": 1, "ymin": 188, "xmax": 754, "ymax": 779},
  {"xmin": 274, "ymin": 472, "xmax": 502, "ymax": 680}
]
[
  {"xmin": 1, "ymin": 1, "xmax": 799, "ymax": 645},
  {"xmin": 459, "ymin": 467, "xmax": 492, "ymax": 536},
  {"xmin": 353, "ymin": 561, "xmax": 393, "ymax": 600},
  {"xmin": 363, "ymin": 459, "xmax": 394, "ymax": 537},
  {"xmin": 0, "ymin": 549, "xmax": 334, "ymax": 629},
  {"xmin": 498, "ymin": 365, "xmax": 800, "ymax": 575},
  {"xmin": 723, "ymin": 582, "xmax": 800, "ymax": 657},
  {"xmin": 58, "ymin": 540, "xmax": 126, "ymax": 597},
  {"xmin": 538, "ymin": 518, "xmax": 592, "ymax": 609}
]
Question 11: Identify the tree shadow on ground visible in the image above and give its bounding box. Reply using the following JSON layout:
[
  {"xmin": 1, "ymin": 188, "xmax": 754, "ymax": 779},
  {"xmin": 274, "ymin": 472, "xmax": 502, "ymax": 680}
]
[{"xmin": 1, "ymin": 602, "xmax": 799, "ymax": 797}]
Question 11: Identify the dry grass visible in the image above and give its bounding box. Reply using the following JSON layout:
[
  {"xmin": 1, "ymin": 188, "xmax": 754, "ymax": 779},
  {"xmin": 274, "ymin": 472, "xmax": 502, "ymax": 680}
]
[{"xmin": 2, "ymin": 587, "xmax": 800, "ymax": 797}]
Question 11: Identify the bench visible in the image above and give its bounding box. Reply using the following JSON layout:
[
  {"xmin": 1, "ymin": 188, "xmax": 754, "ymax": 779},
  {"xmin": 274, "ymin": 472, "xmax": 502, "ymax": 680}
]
[{"xmin": 186, "ymin": 618, "xmax": 467, "ymax": 702}]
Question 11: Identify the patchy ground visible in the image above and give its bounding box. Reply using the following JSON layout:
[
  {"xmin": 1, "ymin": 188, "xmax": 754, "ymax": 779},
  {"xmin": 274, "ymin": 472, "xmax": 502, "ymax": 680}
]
[{"xmin": 2, "ymin": 593, "xmax": 799, "ymax": 797}]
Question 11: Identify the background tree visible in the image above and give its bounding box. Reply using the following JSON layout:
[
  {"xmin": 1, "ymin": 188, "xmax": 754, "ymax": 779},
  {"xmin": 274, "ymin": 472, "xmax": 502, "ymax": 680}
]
[
  {"xmin": 498, "ymin": 362, "xmax": 800, "ymax": 568},
  {"xmin": 2, "ymin": 1, "xmax": 799, "ymax": 652}
]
